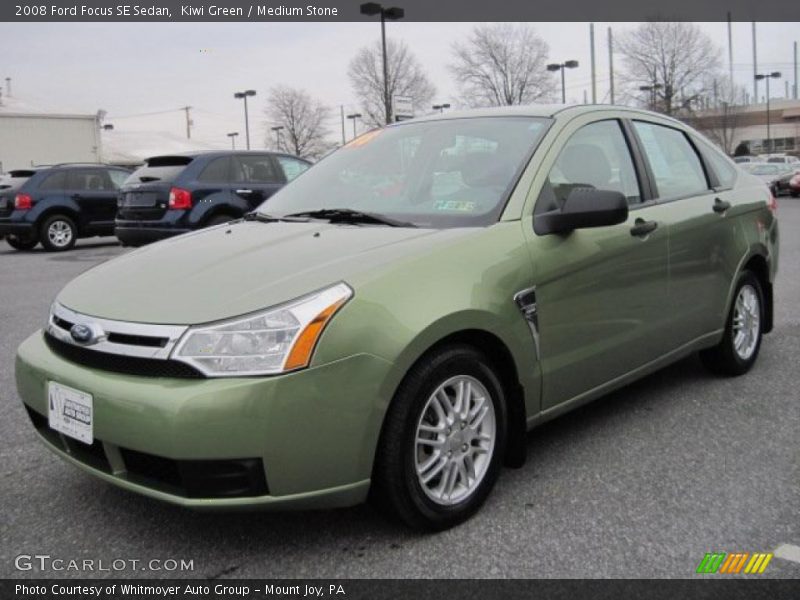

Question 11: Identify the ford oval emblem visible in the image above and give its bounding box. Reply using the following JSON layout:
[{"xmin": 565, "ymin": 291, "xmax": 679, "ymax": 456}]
[{"xmin": 70, "ymin": 323, "xmax": 98, "ymax": 345}]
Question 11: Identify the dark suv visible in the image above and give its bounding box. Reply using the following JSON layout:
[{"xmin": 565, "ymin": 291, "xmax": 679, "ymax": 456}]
[
  {"xmin": 0, "ymin": 164, "xmax": 131, "ymax": 252},
  {"xmin": 115, "ymin": 151, "xmax": 311, "ymax": 246}
]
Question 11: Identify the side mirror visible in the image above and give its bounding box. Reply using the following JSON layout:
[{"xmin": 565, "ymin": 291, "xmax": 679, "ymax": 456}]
[{"xmin": 534, "ymin": 188, "xmax": 629, "ymax": 235}]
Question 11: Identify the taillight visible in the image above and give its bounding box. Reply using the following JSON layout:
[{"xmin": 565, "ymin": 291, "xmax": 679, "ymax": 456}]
[
  {"xmin": 168, "ymin": 187, "xmax": 192, "ymax": 210},
  {"xmin": 14, "ymin": 193, "xmax": 33, "ymax": 210}
]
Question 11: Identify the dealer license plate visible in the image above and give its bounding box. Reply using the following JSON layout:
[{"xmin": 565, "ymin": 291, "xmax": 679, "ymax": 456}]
[{"xmin": 47, "ymin": 381, "xmax": 93, "ymax": 444}]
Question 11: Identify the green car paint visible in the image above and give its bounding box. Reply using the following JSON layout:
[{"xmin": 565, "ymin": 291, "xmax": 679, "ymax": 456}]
[{"xmin": 15, "ymin": 105, "xmax": 778, "ymax": 510}]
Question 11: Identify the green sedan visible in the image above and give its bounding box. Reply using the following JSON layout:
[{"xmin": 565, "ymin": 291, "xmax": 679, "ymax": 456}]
[{"xmin": 15, "ymin": 105, "xmax": 778, "ymax": 530}]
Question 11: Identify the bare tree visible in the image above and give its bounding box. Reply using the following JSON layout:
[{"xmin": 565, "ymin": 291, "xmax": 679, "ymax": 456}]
[
  {"xmin": 689, "ymin": 78, "xmax": 747, "ymax": 155},
  {"xmin": 617, "ymin": 22, "xmax": 722, "ymax": 116},
  {"xmin": 265, "ymin": 86, "xmax": 331, "ymax": 160},
  {"xmin": 348, "ymin": 38, "xmax": 436, "ymax": 127},
  {"xmin": 449, "ymin": 23, "xmax": 554, "ymax": 107}
]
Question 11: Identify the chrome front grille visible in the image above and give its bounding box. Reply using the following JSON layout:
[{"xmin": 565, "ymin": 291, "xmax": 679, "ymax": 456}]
[{"xmin": 47, "ymin": 303, "xmax": 188, "ymax": 360}]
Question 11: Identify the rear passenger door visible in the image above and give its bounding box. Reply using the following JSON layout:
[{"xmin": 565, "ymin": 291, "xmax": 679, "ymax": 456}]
[
  {"xmin": 67, "ymin": 168, "xmax": 119, "ymax": 229},
  {"xmin": 232, "ymin": 154, "xmax": 285, "ymax": 209},
  {"xmin": 630, "ymin": 120, "xmax": 741, "ymax": 346}
]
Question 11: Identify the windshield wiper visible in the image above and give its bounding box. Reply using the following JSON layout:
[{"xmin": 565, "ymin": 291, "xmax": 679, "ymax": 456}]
[{"xmin": 283, "ymin": 208, "xmax": 417, "ymax": 228}]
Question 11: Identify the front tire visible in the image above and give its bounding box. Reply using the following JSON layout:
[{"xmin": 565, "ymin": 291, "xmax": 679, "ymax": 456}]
[
  {"xmin": 40, "ymin": 214, "xmax": 77, "ymax": 252},
  {"xmin": 700, "ymin": 271, "xmax": 764, "ymax": 376},
  {"xmin": 6, "ymin": 235, "xmax": 39, "ymax": 251},
  {"xmin": 372, "ymin": 345, "xmax": 507, "ymax": 530}
]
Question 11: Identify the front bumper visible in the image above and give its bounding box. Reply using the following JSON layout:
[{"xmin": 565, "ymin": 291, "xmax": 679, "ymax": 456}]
[{"xmin": 16, "ymin": 331, "xmax": 393, "ymax": 510}]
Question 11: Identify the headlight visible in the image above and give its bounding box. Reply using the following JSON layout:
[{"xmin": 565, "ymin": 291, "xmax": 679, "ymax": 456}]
[{"xmin": 172, "ymin": 283, "xmax": 352, "ymax": 377}]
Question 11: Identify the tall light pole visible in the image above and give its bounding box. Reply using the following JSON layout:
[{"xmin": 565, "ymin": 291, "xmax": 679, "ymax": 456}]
[
  {"xmin": 432, "ymin": 103, "xmax": 450, "ymax": 113},
  {"xmin": 226, "ymin": 132, "xmax": 239, "ymax": 150},
  {"xmin": 271, "ymin": 125, "xmax": 285, "ymax": 152},
  {"xmin": 346, "ymin": 113, "xmax": 362, "ymax": 139},
  {"xmin": 547, "ymin": 60, "xmax": 579, "ymax": 104},
  {"xmin": 639, "ymin": 84, "xmax": 663, "ymax": 111},
  {"xmin": 360, "ymin": 2, "xmax": 405, "ymax": 125},
  {"xmin": 755, "ymin": 72, "xmax": 781, "ymax": 153},
  {"xmin": 234, "ymin": 89, "xmax": 256, "ymax": 150}
]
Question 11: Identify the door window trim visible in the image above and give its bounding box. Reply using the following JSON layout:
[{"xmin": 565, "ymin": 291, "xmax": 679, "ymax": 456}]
[
  {"xmin": 532, "ymin": 117, "xmax": 653, "ymax": 217},
  {"xmin": 628, "ymin": 119, "xmax": 715, "ymax": 204}
]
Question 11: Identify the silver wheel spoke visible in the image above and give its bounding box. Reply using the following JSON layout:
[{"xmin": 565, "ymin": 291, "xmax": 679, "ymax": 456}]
[
  {"xmin": 731, "ymin": 284, "xmax": 760, "ymax": 361},
  {"xmin": 414, "ymin": 374, "xmax": 496, "ymax": 506}
]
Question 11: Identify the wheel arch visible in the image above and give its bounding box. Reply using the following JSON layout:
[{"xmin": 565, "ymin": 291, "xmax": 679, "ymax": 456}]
[
  {"xmin": 376, "ymin": 326, "xmax": 529, "ymax": 473},
  {"xmin": 741, "ymin": 253, "xmax": 774, "ymax": 334},
  {"xmin": 35, "ymin": 205, "xmax": 81, "ymax": 235}
]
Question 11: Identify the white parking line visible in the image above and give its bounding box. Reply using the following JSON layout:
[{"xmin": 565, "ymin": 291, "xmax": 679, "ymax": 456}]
[{"xmin": 774, "ymin": 544, "xmax": 800, "ymax": 564}]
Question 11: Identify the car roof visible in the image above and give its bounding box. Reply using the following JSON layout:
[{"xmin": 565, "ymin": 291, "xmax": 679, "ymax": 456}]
[
  {"xmin": 145, "ymin": 150, "xmax": 290, "ymax": 161},
  {"xmin": 403, "ymin": 104, "xmax": 685, "ymax": 126}
]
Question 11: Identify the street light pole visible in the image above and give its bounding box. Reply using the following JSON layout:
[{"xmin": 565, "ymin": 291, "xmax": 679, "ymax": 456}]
[
  {"xmin": 347, "ymin": 113, "xmax": 362, "ymax": 139},
  {"xmin": 360, "ymin": 3, "xmax": 405, "ymax": 125},
  {"xmin": 432, "ymin": 103, "xmax": 451, "ymax": 113},
  {"xmin": 547, "ymin": 60, "xmax": 579, "ymax": 104},
  {"xmin": 271, "ymin": 125, "xmax": 285, "ymax": 152},
  {"xmin": 234, "ymin": 90, "xmax": 257, "ymax": 150},
  {"xmin": 755, "ymin": 72, "xmax": 781, "ymax": 153},
  {"xmin": 226, "ymin": 132, "xmax": 239, "ymax": 150}
]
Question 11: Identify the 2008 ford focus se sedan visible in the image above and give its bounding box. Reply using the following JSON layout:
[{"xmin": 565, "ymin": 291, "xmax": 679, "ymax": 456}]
[{"xmin": 16, "ymin": 105, "xmax": 778, "ymax": 530}]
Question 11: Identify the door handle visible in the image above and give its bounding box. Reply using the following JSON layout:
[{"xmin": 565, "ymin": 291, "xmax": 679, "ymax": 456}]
[
  {"xmin": 630, "ymin": 218, "xmax": 658, "ymax": 238},
  {"xmin": 713, "ymin": 198, "xmax": 731, "ymax": 214},
  {"xmin": 235, "ymin": 189, "xmax": 253, "ymax": 195}
]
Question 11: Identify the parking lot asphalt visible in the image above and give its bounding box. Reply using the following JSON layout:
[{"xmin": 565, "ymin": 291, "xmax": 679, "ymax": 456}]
[{"xmin": 1, "ymin": 202, "xmax": 798, "ymax": 580}]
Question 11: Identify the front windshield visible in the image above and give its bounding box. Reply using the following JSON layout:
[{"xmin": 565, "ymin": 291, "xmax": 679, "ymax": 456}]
[{"xmin": 258, "ymin": 116, "xmax": 550, "ymax": 228}]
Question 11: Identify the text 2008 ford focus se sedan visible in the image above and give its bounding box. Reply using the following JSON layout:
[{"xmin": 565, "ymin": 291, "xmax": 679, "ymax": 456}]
[{"xmin": 16, "ymin": 105, "xmax": 778, "ymax": 530}]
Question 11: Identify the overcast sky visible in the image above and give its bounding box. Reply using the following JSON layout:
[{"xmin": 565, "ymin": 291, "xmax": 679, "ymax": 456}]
[{"xmin": 0, "ymin": 21, "xmax": 797, "ymax": 148}]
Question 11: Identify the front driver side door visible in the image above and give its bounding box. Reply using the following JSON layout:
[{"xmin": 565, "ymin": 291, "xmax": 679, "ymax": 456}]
[{"xmin": 524, "ymin": 118, "xmax": 672, "ymax": 410}]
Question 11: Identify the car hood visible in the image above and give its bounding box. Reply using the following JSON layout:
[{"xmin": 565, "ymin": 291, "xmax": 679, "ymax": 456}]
[{"xmin": 57, "ymin": 221, "xmax": 472, "ymax": 324}]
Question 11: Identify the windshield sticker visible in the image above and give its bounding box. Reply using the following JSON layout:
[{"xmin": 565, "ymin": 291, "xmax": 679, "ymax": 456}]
[{"xmin": 433, "ymin": 200, "xmax": 477, "ymax": 212}]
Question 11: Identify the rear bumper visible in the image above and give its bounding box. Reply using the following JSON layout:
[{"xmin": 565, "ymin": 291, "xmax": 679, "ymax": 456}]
[
  {"xmin": 115, "ymin": 225, "xmax": 190, "ymax": 246},
  {"xmin": 0, "ymin": 218, "xmax": 35, "ymax": 237}
]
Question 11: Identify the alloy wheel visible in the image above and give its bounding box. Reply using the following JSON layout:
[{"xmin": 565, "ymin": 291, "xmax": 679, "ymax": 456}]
[
  {"xmin": 732, "ymin": 284, "xmax": 760, "ymax": 361},
  {"xmin": 47, "ymin": 220, "xmax": 73, "ymax": 248},
  {"xmin": 414, "ymin": 375, "xmax": 496, "ymax": 505}
]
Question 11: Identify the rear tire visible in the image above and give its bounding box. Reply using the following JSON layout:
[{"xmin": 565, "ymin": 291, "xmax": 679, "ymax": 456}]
[
  {"xmin": 791, "ymin": 191, "xmax": 799, "ymax": 198},
  {"xmin": 6, "ymin": 236, "xmax": 38, "ymax": 251},
  {"xmin": 371, "ymin": 344, "xmax": 507, "ymax": 531},
  {"xmin": 700, "ymin": 271, "xmax": 764, "ymax": 376},
  {"xmin": 40, "ymin": 214, "xmax": 77, "ymax": 252}
]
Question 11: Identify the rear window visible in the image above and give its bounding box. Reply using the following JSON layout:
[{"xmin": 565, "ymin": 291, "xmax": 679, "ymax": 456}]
[
  {"xmin": 126, "ymin": 156, "xmax": 194, "ymax": 184},
  {"xmin": 1, "ymin": 175, "xmax": 31, "ymax": 191}
]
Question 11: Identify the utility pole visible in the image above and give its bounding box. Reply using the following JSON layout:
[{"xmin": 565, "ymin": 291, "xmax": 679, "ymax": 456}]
[
  {"xmin": 590, "ymin": 23, "xmax": 596, "ymax": 104},
  {"xmin": 183, "ymin": 106, "xmax": 192, "ymax": 139},
  {"xmin": 752, "ymin": 22, "xmax": 758, "ymax": 104},
  {"xmin": 340, "ymin": 105, "xmax": 346, "ymax": 145},
  {"xmin": 727, "ymin": 13, "xmax": 734, "ymax": 87},
  {"xmin": 608, "ymin": 27, "xmax": 615, "ymax": 104}
]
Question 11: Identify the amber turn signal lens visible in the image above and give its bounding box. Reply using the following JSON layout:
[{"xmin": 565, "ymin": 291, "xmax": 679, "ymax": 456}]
[{"xmin": 283, "ymin": 299, "xmax": 348, "ymax": 370}]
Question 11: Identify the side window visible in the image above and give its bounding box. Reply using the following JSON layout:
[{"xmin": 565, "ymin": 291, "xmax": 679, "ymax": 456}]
[
  {"xmin": 695, "ymin": 139, "xmax": 738, "ymax": 189},
  {"xmin": 107, "ymin": 169, "xmax": 129, "ymax": 189},
  {"xmin": 633, "ymin": 121, "xmax": 709, "ymax": 199},
  {"xmin": 277, "ymin": 156, "xmax": 310, "ymax": 182},
  {"xmin": 37, "ymin": 171, "xmax": 68, "ymax": 191},
  {"xmin": 68, "ymin": 169, "xmax": 114, "ymax": 191},
  {"xmin": 198, "ymin": 157, "xmax": 232, "ymax": 183},
  {"xmin": 235, "ymin": 155, "xmax": 280, "ymax": 184},
  {"xmin": 542, "ymin": 119, "xmax": 641, "ymax": 208}
]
